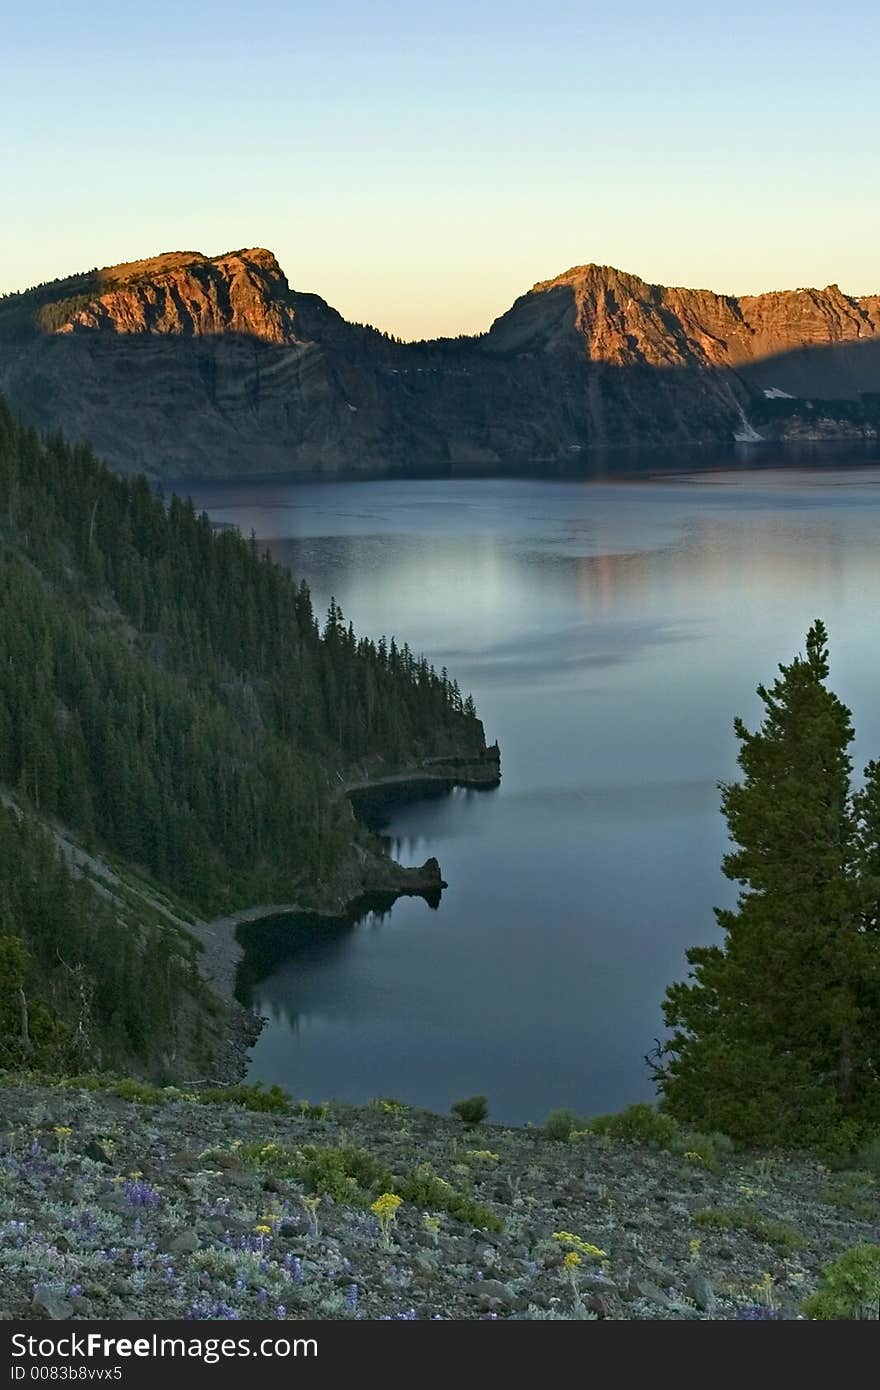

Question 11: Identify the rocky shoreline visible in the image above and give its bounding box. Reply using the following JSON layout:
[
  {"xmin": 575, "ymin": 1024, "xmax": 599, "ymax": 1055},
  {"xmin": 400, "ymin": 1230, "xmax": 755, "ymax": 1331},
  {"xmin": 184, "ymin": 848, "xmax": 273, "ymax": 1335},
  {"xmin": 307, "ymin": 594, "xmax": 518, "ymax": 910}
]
[
  {"xmin": 345, "ymin": 743, "xmax": 501, "ymax": 795},
  {"xmin": 191, "ymin": 743, "xmax": 501, "ymax": 1083}
]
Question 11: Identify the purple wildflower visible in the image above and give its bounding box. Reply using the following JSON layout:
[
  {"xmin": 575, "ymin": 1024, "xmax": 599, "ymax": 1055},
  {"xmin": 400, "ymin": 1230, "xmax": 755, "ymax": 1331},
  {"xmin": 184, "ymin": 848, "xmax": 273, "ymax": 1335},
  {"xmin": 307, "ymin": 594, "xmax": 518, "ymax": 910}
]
[{"xmin": 124, "ymin": 1179, "xmax": 161, "ymax": 1210}]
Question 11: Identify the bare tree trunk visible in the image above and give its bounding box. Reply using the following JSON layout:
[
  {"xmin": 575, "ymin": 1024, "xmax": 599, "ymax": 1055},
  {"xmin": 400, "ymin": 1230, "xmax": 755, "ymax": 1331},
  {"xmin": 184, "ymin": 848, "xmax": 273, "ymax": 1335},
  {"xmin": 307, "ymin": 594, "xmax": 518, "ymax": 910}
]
[
  {"xmin": 18, "ymin": 986, "xmax": 31, "ymax": 1052},
  {"xmin": 87, "ymin": 499, "xmax": 99, "ymax": 550},
  {"xmin": 838, "ymin": 1031, "xmax": 853, "ymax": 1102}
]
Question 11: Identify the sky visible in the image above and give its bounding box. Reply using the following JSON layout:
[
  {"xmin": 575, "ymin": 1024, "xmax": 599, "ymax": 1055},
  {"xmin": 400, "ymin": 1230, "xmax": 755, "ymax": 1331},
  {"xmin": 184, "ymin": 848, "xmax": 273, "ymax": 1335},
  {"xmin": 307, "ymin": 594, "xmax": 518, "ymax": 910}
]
[{"xmin": 3, "ymin": 1, "xmax": 878, "ymax": 340}]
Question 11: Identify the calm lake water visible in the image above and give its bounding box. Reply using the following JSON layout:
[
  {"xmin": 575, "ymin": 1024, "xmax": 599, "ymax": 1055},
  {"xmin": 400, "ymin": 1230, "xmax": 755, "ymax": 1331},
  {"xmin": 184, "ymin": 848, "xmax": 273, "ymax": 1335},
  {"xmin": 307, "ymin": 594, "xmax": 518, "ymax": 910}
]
[{"xmin": 186, "ymin": 452, "xmax": 880, "ymax": 1124}]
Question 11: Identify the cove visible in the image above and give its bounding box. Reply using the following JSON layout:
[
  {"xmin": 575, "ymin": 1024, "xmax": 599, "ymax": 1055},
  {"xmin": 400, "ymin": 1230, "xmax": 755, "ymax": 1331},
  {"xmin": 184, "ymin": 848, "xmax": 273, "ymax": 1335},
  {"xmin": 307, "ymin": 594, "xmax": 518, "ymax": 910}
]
[{"xmin": 188, "ymin": 454, "xmax": 880, "ymax": 1124}]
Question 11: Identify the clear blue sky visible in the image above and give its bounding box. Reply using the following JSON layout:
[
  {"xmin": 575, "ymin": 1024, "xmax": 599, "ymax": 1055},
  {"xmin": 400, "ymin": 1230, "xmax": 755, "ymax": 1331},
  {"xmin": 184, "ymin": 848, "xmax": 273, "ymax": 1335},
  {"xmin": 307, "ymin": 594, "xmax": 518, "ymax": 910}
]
[{"xmin": 3, "ymin": 1, "xmax": 878, "ymax": 339}]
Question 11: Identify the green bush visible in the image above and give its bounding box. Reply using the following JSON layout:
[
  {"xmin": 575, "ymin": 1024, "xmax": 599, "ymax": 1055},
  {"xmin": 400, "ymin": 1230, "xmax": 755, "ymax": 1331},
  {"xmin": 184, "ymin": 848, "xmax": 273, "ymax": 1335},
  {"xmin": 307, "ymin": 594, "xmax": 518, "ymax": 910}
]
[
  {"xmin": 108, "ymin": 1078, "xmax": 169, "ymax": 1105},
  {"xmin": 397, "ymin": 1164, "xmax": 503, "ymax": 1232},
  {"xmin": 544, "ymin": 1108, "xmax": 583, "ymax": 1141},
  {"xmin": 241, "ymin": 1141, "xmax": 393, "ymax": 1203},
  {"xmin": 243, "ymin": 1141, "xmax": 503, "ymax": 1231},
  {"xmin": 692, "ymin": 1205, "xmax": 802, "ymax": 1251},
  {"xmin": 57, "ymin": 1073, "xmax": 292, "ymax": 1113},
  {"xmin": 239, "ymin": 1141, "xmax": 300, "ymax": 1178},
  {"xmin": 804, "ymin": 1244, "xmax": 880, "ymax": 1320},
  {"xmin": 368, "ymin": 1097, "xmax": 410, "ymax": 1114},
  {"xmin": 674, "ymin": 1130, "xmax": 734, "ymax": 1172},
  {"xmin": 297, "ymin": 1147, "xmax": 368, "ymax": 1204},
  {"xmin": 197, "ymin": 1082, "xmax": 292, "ymax": 1114},
  {"xmin": 854, "ymin": 1135, "xmax": 880, "ymax": 1179},
  {"xmin": 451, "ymin": 1095, "xmax": 488, "ymax": 1125},
  {"xmin": 586, "ymin": 1103, "xmax": 679, "ymax": 1148},
  {"xmin": 821, "ymin": 1172, "xmax": 878, "ymax": 1221}
]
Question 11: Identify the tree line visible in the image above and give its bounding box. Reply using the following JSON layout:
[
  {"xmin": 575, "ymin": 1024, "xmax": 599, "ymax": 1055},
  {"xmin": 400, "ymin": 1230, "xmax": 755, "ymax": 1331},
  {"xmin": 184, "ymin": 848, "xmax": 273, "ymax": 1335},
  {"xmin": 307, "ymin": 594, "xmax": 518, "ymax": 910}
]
[{"xmin": 0, "ymin": 394, "xmax": 484, "ymax": 1073}]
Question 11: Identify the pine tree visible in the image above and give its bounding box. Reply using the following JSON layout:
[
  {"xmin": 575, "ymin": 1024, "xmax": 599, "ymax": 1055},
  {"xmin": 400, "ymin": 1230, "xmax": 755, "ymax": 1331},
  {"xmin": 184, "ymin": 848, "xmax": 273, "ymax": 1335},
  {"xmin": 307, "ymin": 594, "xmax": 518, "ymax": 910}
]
[{"xmin": 658, "ymin": 621, "xmax": 880, "ymax": 1149}]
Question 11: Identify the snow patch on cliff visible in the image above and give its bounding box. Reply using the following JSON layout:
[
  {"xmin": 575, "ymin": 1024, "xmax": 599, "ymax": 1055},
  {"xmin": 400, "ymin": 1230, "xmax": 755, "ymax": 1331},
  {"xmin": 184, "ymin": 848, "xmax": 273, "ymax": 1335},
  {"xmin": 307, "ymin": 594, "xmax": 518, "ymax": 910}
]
[{"xmin": 733, "ymin": 406, "xmax": 765, "ymax": 443}]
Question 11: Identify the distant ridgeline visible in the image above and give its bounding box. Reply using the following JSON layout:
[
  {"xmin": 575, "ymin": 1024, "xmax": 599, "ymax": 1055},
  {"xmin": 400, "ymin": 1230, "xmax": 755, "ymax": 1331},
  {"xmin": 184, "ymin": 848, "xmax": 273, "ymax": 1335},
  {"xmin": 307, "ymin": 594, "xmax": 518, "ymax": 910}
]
[
  {"xmin": 1, "ymin": 248, "xmax": 879, "ymax": 477},
  {"xmin": 0, "ymin": 396, "xmax": 485, "ymax": 1074}
]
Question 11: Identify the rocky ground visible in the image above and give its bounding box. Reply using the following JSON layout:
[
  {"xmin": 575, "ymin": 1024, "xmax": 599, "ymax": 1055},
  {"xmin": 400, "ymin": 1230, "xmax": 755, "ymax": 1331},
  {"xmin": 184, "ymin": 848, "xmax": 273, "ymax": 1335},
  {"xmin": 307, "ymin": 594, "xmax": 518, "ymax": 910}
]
[{"xmin": 1, "ymin": 1080, "xmax": 878, "ymax": 1321}]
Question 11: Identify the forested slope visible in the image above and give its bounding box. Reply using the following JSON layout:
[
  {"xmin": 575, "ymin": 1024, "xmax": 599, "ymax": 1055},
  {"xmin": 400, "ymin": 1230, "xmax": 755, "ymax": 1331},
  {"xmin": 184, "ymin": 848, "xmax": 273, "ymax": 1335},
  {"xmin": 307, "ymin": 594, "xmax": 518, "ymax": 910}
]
[{"xmin": 0, "ymin": 396, "xmax": 487, "ymax": 1073}]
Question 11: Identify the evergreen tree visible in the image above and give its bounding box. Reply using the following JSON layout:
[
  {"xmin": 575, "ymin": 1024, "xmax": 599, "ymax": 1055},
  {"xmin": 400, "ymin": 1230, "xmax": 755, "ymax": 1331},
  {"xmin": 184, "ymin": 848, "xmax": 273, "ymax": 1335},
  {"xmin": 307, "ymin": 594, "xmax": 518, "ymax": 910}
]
[
  {"xmin": 658, "ymin": 622, "xmax": 880, "ymax": 1149},
  {"xmin": 0, "ymin": 393, "xmax": 489, "ymax": 1076}
]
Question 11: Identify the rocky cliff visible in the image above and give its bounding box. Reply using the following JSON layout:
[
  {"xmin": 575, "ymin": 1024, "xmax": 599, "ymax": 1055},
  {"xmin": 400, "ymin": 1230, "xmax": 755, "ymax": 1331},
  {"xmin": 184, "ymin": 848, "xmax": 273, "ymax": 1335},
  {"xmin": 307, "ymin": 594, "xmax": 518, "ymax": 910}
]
[{"xmin": 1, "ymin": 250, "xmax": 878, "ymax": 476}]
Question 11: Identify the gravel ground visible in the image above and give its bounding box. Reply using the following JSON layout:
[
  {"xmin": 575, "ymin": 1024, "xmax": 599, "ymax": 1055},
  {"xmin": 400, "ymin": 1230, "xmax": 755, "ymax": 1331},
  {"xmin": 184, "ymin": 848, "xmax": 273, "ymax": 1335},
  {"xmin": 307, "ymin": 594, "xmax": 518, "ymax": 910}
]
[{"xmin": 1, "ymin": 1081, "xmax": 877, "ymax": 1321}]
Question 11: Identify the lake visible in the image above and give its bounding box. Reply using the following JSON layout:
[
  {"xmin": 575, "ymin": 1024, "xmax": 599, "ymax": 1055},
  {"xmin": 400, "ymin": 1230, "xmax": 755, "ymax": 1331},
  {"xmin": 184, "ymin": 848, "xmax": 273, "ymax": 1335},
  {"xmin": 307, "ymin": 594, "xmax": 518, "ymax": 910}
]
[{"xmin": 186, "ymin": 451, "xmax": 880, "ymax": 1124}]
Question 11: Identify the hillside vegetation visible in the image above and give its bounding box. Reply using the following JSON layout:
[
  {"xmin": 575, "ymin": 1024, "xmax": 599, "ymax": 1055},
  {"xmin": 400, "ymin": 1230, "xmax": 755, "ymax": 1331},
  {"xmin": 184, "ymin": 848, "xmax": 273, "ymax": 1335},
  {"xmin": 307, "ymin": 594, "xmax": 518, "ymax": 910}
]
[
  {"xmin": 0, "ymin": 398, "xmax": 485, "ymax": 1074},
  {"xmin": 0, "ymin": 1080, "xmax": 878, "ymax": 1321}
]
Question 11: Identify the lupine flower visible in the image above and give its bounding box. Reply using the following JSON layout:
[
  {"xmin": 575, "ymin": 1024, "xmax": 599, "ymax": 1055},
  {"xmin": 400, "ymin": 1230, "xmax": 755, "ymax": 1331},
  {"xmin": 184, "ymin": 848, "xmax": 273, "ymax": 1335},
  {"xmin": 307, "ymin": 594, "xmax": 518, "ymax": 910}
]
[
  {"xmin": 124, "ymin": 1179, "xmax": 161, "ymax": 1210},
  {"xmin": 186, "ymin": 1301, "xmax": 241, "ymax": 1321}
]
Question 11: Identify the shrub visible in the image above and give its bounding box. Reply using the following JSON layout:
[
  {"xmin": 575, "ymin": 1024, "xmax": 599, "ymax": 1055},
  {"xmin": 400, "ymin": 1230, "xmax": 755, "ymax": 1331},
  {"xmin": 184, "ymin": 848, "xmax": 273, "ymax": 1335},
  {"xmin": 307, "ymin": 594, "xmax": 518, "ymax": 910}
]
[
  {"xmin": 197, "ymin": 1083, "xmax": 292, "ymax": 1114},
  {"xmin": 821, "ymin": 1172, "xmax": 878, "ymax": 1220},
  {"xmin": 297, "ymin": 1148, "xmax": 363, "ymax": 1204},
  {"xmin": 692, "ymin": 1205, "xmax": 802, "ymax": 1251},
  {"xmin": 240, "ymin": 1141, "xmax": 393, "ymax": 1203},
  {"xmin": 397, "ymin": 1164, "xmax": 503, "ymax": 1232},
  {"xmin": 239, "ymin": 1141, "xmax": 299, "ymax": 1178},
  {"xmin": 59, "ymin": 1074, "xmax": 106, "ymax": 1092},
  {"xmin": 451, "ymin": 1095, "xmax": 488, "ymax": 1125},
  {"xmin": 585, "ymin": 1103, "xmax": 679, "ymax": 1148},
  {"xmin": 804, "ymin": 1245, "xmax": 880, "ymax": 1320},
  {"xmin": 854, "ymin": 1135, "xmax": 880, "ymax": 1179},
  {"xmin": 673, "ymin": 1130, "xmax": 734, "ymax": 1172},
  {"xmin": 544, "ymin": 1108, "xmax": 583, "ymax": 1142},
  {"xmin": 108, "ymin": 1078, "xmax": 168, "ymax": 1105}
]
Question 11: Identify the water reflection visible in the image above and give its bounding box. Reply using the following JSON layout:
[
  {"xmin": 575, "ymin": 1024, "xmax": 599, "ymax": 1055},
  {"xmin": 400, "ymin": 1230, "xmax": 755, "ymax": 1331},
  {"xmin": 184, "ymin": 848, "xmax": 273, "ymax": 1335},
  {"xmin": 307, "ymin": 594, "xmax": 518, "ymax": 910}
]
[{"xmin": 189, "ymin": 460, "xmax": 880, "ymax": 1123}]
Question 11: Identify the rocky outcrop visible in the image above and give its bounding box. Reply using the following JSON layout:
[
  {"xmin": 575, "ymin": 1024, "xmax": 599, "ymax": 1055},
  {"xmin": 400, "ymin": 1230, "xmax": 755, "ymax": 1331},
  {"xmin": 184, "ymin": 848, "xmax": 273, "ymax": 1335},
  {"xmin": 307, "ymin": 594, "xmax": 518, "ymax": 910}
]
[
  {"xmin": 56, "ymin": 248, "xmax": 300, "ymax": 343},
  {"xmin": 1, "ymin": 250, "xmax": 878, "ymax": 476}
]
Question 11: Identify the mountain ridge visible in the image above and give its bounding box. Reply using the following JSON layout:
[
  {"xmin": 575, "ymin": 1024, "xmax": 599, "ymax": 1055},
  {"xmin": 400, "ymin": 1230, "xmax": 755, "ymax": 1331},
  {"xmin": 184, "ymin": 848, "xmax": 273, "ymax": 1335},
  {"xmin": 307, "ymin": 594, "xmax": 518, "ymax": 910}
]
[{"xmin": 1, "ymin": 248, "xmax": 878, "ymax": 477}]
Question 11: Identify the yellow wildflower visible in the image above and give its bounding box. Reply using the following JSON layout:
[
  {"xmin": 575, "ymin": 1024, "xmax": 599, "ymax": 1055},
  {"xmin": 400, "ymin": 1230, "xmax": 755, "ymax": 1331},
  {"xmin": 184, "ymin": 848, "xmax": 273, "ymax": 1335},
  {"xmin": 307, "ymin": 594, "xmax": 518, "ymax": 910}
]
[
  {"xmin": 371, "ymin": 1192, "xmax": 403, "ymax": 1248},
  {"xmin": 371, "ymin": 1193, "xmax": 403, "ymax": 1220},
  {"xmin": 551, "ymin": 1231, "xmax": 608, "ymax": 1260}
]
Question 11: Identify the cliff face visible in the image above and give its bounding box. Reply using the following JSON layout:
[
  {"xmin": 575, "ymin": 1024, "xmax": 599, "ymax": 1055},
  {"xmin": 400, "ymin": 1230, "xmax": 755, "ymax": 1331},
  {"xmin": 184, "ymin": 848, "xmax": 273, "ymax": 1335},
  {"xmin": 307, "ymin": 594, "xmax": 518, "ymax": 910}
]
[
  {"xmin": 1, "ymin": 250, "xmax": 878, "ymax": 477},
  {"xmin": 56, "ymin": 248, "xmax": 300, "ymax": 343}
]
